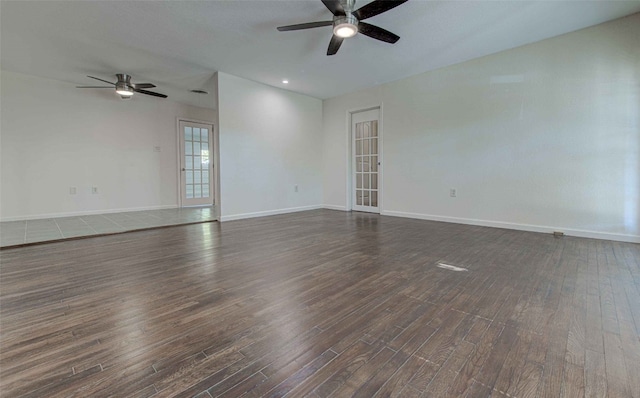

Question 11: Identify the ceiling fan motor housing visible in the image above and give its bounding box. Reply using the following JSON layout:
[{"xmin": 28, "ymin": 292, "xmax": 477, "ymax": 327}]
[{"xmin": 342, "ymin": 0, "xmax": 356, "ymax": 11}]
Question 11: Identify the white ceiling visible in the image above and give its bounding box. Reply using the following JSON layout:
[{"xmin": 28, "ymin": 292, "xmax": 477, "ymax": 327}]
[{"xmin": 2, "ymin": 1, "xmax": 639, "ymax": 109}]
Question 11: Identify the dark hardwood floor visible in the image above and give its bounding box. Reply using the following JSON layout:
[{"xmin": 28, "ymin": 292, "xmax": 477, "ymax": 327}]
[{"xmin": 1, "ymin": 209, "xmax": 639, "ymax": 397}]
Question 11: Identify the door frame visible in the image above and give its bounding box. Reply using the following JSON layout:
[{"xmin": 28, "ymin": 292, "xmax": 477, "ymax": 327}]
[
  {"xmin": 176, "ymin": 118, "xmax": 220, "ymax": 219},
  {"xmin": 346, "ymin": 104, "xmax": 383, "ymax": 212}
]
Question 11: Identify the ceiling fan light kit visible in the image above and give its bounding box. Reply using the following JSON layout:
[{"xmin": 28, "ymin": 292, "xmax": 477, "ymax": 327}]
[
  {"xmin": 277, "ymin": 0, "xmax": 408, "ymax": 55},
  {"xmin": 333, "ymin": 14, "xmax": 358, "ymax": 38},
  {"xmin": 115, "ymin": 85, "xmax": 134, "ymax": 97}
]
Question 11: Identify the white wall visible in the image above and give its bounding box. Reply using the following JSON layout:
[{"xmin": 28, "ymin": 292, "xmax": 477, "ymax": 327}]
[
  {"xmin": 217, "ymin": 72, "xmax": 323, "ymax": 220},
  {"xmin": 0, "ymin": 70, "xmax": 215, "ymax": 220},
  {"xmin": 323, "ymin": 14, "xmax": 640, "ymax": 243}
]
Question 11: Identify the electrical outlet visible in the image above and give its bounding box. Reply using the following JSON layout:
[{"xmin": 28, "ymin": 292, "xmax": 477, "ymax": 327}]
[
  {"xmin": 92, "ymin": 187, "xmax": 99, "ymax": 194},
  {"xmin": 294, "ymin": 184, "xmax": 299, "ymax": 193},
  {"xmin": 450, "ymin": 188, "xmax": 456, "ymax": 197},
  {"xmin": 69, "ymin": 187, "xmax": 77, "ymax": 195}
]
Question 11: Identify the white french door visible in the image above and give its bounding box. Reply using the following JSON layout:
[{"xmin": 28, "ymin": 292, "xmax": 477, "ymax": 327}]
[
  {"xmin": 179, "ymin": 121, "xmax": 214, "ymax": 207},
  {"xmin": 352, "ymin": 108, "xmax": 380, "ymax": 213}
]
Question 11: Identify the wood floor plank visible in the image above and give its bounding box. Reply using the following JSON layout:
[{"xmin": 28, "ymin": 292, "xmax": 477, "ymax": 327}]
[
  {"xmin": 369, "ymin": 354, "xmax": 426, "ymax": 398},
  {"xmin": 0, "ymin": 209, "xmax": 638, "ymax": 397},
  {"xmin": 323, "ymin": 346, "xmax": 395, "ymax": 397},
  {"xmin": 445, "ymin": 322, "xmax": 504, "ymax": 396},
  {"xmin": 493, "ymin": 329, "xmax": 533, "ymax": 397},
  {"xmin": 422, "ymin": 340, "xmax": 474, "ymax": 396},
  {"xmin": 511, "ymin": 361, "xmax": 543, "ymax": 398},
  {"xmin": 561, "ymin": 362, "xmax": 585, "ymax": 398},
  {"xmin": 584, "ymin": 349, "xmax": 607, "ymax": 398},
  {"xmin": 473, "ymin": 324, "xmax": 519, "ymax": 391},
  {"xmin": 603, "ymin": 331, "xmax": 632, "ymax": 397},
  {"xmin": 261, "ymin": 350, "xmax": 337, "ymax": 398}
]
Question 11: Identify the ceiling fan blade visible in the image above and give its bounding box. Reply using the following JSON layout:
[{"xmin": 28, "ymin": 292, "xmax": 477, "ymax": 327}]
[
  {"xmin": 321, "ymin": 0, "xmax": 345, "ymax": 16},
  {"xmin": 87, "ymin": 75, "xmax": 116, "ymax": 85},
  {"xmin": 358, "ymin": 22, "xmax": 400, "ymax": 43},
  {"xmin": 353, "ymin": 0, "xmax": 409, "ymax": 20},
  {"xmin": 327, "ymin": 35, "xmax": 344, "ymax": 56},
  {"xmin": 76, "ymin": 86, "xmax": 114, "ymax": 88},
  {"xmin": 277, "ymin": 21, "xmax": 333, "ymax": 31},
  {"xmin": 134, "ymin": 89, "xmax": 167, "ymax": 98},
  {"xmin": 133, "ymin": 83, "xmax": 156, "ymax": 89}
]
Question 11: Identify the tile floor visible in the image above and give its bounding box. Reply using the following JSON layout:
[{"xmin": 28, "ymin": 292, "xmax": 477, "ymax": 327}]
[{"xmin": 0, "ymin": 207, "xmax": 217, "ymax": 247}]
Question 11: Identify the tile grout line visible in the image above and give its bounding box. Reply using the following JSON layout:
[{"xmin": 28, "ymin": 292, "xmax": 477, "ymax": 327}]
[
  {"xmin": 99, "ymin": 213, "xmax": 127, "ymax": 230},
  {"xmin": 78, "ymin": 216, "xmax": 99, "ymax": 235},
  {"xmin": 53, "ymin": 219, "xmax": 67, "ymax": 238}
]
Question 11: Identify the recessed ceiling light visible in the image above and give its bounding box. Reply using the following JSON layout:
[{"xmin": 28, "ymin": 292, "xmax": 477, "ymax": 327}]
[{"xmin": 282, "ymin": 80, "xmax": 289, "ymax": 84}]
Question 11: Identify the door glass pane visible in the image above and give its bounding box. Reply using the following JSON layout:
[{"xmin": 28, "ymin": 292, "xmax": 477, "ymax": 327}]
[
  {"xmin": 356, "ymin": 140, "xmax": 362, "ymax": 156},
  {"xmin": 363, "ymin": 139, "xmax": 370, "ymax": 155},
  {"xmin": 363, "ymin": 123, "xmax": 370, "ymax": 138},
  {"xmin": 363, "ymin": 190, "xmax": 369, "ymax": 206},
  {"xmin": 356, "ymin": 190, "xmax": 363, "ymax": 205},
  {"xmin": 363, "ymin": 173, "xmax": 370, "ymax": 189},
  {"xmin": 371, "ymin": 174, "xmax": 378, "ymax": 189},
  {"xmin": 371, "ymin": 191, "xmax": 378, "ymax": 207},
  {"xmin": 201, "ymin": 148, "xmax": 210, "ymax": 166},
  {"xmin": 371, "ymin": 156, "xmax": 378, "ymax": 172},
  {"xmin": 362, "ymin": 157, "xmax": 370, "ymax": 172},
  {"xmin": 371, "ymin": 121, "xmax": 378, "ymax": 137},
  {"xmin": 356, "ymin": 157, "xmax": 362, "ymax": 172},
  {"xmin": 371, "ymin": 138, "xmax": 378, "ymax": 154},
  {"xmin": 356, "ymin": 173, "xmax": 362, "ymax": 189},
  {"xmin": 182, "ymin": 123, "xmax": 213, "ymax": 205},
  {"xmin": 356, "ymin": 124, "xmax": 362, "ymax": 139}
]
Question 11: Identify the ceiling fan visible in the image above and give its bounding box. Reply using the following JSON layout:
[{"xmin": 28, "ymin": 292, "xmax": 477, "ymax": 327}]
[
  {"xmin": 76, "ymin": 74, "xmax": 167, "ymax": 99},
  {"xmin": 277, "ymin": 0, "xmax": 408, "ymax": 56}
]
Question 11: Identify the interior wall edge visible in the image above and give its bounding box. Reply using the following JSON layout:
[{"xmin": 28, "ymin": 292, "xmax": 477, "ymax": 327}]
[{"xmin": 381, "ymin": 210, "xmax": 640, "ymax": 244}]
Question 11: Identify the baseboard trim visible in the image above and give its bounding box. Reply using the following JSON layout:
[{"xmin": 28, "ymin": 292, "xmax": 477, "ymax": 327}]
[
  {"xmin": 322, "ymin": 205, "xmax": 348, "ymax": 211},
  {"xmin": 220, "ymin": 205, "xmax": 324, "ymax": 222},
  {"xmin": 381, "ymin": 210, "xmax": 640, "ymax": 244},
  {"xmin": 0, "ymin": 205, "xmax": 179, "ymax": 222}
]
